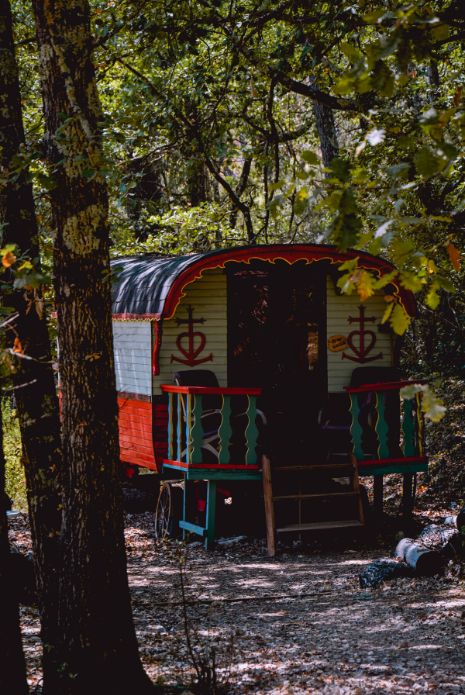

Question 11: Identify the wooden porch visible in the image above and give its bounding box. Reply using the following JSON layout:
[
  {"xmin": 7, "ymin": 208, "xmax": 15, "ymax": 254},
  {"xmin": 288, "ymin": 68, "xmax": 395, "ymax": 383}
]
[{"xmin": 158, "ymin": 378, "xmax": 428, "ymax": 551}]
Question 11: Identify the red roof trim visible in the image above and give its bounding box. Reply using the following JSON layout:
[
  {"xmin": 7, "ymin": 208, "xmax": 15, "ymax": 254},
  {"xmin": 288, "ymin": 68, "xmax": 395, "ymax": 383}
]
[
  {"xmin": 162, "ymin": 245, "xmax": 416, "ymax": 320},
  {"xmin": 112, "ymin": 313, "xmax": 161, "ymax": 321}
]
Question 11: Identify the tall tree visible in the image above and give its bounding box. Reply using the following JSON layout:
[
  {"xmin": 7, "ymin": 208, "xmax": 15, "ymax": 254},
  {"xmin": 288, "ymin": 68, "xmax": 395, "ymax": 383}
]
[
  {"xmin": 31, "ymin": 1, "xmax": 153, "ymax": 692},
  {"xmin": 0, "ymin": 0, "xmax": 63, "ymax": 689}
]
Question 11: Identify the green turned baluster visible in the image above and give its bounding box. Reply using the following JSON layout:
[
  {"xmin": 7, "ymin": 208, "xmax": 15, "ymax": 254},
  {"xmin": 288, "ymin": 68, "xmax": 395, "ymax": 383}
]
[
  {"xmin": 375, "ymin": 391, "xmax": 390, "ymax": 460},
  {"xmin": 402, "ymin": 397, "xmax": 416, "ymax": 457},
  {"xmin": 190, "ymin": 394, "xmax": 204, "ymax": 465},
  {"xmin": 176, "ymin": 393, "xmax": 183, "ymax": 462},
  {"xmin": 349, "ymin": 393, "xmax": 364, "ymax": 462},
  {"xmin": 218, "ymin": 395, "xmax": 232, "ymax": 465},
  {"xmin": 185, "ymin": 393, "xmax": 193, "ymax": 465},
  {"xmin": 245, "ymin": 395, "xmax": 258, "ymax": 465},
  {"xmin": 167, "ymin": 392, "xmax": 174, "ymax": 460}
]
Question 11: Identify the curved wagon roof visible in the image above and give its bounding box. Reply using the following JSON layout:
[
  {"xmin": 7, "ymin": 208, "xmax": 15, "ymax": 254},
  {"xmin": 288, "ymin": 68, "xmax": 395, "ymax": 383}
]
[{"xmin": 111, "ymin": 244, "xmax": 415, "ymax": 320}]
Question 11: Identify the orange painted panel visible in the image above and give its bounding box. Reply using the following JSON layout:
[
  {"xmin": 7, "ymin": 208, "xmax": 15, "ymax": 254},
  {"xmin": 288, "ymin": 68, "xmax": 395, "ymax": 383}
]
[
  {"xmin": 154, "ymin": 402, "xmax": 168, "ymax": 461},
  {"xmin": 117, "ymin": 397, "xmax": 157, "ymax": 471}
]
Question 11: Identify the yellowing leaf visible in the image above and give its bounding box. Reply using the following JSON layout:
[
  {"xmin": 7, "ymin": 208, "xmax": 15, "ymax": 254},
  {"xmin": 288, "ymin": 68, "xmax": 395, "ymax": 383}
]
[
  {"xmin": 356, "ymin": 269, "xmax": 375, "ymax": 301},
  {"xmin": 421, "ymin": 387, "xmax": 446, "ymax": 423},
  {"xmin": 381, "ymin": 301, "xmax": 394, "ymax": 324},
  {"xmin": 447, "ymin": 242, "xmax": 461, "ymax": 271},
  {"xmin": 337, "ymin": 271, "xmax": 356, "ymax": 295},
  {"xmin": 2, "ymin": 251, "xmax": 16, "ymax": 268},
  {"xmin": 373, "ymin": 270, "xmax": 397, "ymax": 290},
  {"xmin": 390, "ymin": 303, "xmax": 411, "ymax": 335},
  {"xmin": 425, "ymin": 283, "xmax": 440, "ymax": 310},
  {"xmin": 401, "ymin": 383, "xmax": 446, "ymax": 422},
  {"xmin": 399, "ymin": 271, "xmax": 425, "ymax": 292},
  {"xmin": 17, "ymin": 260, "xmax": 33, "ymax": 272}
]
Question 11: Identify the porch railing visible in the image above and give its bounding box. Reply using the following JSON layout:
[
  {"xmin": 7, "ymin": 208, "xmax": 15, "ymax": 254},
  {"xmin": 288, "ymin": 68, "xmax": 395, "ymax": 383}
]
[
  {"xmin": 160, "ymin": 385, "xmax": 263, "ymax": 472},
  {"xmin": 345, "ymin": 381, "xmax": 428, "ymax": 476}
]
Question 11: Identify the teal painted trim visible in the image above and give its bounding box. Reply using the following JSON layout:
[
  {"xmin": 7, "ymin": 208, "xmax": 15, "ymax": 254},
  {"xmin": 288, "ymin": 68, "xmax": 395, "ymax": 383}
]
[
  {"xmin": 179, "ymin": 520, "xmax": 207, "ymax": 537},
  {"xmin": 185, "ymin": 469, "xmax": 262, "ymax": 482},
  {"xmin": 167, "ymin": 392, "xmax": 174, "ymax": 460},
  {"xmin": 349, "ymin": 394, "xmax": 364, "ymax": 461},
  {"xmin": 245, "ymin": 396, "xmax": 258, "ymax": 465},
  {"xmin": 176, "ymin": 394, "xmax": 183, "ymax": 462},
  {"xmin": 375, "ymin": 392, "xmax": 390, "ymax": 459},
  {"xmin": 162, "ymin": 463, "xmax": 262, "ymax": 481},
  {"xmin": 191, "ymin": 394, "xmax": 204, "ymax": 465},
  {"xmin": 162, "ymin": 463, "xmax": 187, "ymax": 473},
  {"xmin": 181, "ymin": 479, "xmax": 189, "ymax": 541},
  {"xmin": 402, "ymin": 398, "xmax": 416, "ymax": 457},
  {"xmin": 205, "ymin": 481, "xmax": 217, "ymax": 549},
  {"xmin": 218, "ymin": 395, "xmax": 232, "ymax": 464},
  {"xmin": 185, "ymin": 394, "xmax": 193, "ymax": 465},
  {"xmin": 359, "ymin": 462, "xmax": 428, "ymax": 477}
]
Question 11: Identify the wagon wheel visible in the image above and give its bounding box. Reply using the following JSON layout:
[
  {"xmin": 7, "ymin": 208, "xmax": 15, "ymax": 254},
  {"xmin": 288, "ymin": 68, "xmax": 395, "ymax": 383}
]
[{"xmin": 154, "ymin": 481, "xmax": 172, "ymax": 540}]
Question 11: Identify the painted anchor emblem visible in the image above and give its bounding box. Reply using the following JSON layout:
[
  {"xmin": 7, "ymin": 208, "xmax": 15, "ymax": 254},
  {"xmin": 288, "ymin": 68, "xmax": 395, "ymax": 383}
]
[
  {"xmin": 170, "ymin": 305, "xmax": 213, "ymax": 366},
  {"xmin": 342, "ymin": 305, "xmax": 383, "ymax": 364}
]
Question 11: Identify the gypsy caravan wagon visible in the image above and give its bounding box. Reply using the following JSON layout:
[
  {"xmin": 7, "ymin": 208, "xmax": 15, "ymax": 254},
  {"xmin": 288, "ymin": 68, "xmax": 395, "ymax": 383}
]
[{"xmin": 111, "ymin": 244, "xmax": 427, "ymax": 553}]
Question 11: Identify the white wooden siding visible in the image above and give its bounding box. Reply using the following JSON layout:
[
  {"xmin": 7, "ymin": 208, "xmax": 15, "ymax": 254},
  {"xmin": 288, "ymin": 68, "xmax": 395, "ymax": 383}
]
[
  {"xmin": 326, "ymin": 277, "xmax": 394, "ymax": 392},
  {"xmin": 154, "ymin": 268, "xmax": 228, "ymax": 393},
  {"xmin": 113, "ymin": 321, "xmax": 152, "ymax": 396}
]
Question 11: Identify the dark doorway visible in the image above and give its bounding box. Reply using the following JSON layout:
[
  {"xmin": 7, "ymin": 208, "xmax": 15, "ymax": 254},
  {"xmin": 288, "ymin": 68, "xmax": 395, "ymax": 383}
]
[{"xmin": 227, "ymin": 260, "xmax": 327, "ymax": 464}]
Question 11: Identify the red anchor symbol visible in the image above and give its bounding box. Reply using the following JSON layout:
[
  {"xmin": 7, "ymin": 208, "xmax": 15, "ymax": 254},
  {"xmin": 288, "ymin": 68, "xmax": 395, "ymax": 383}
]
[
  {"xmin": 342, "ymin": 305, "xmax": 383, "ymax": 364},
  {"xmin": 170, "ymin": 305, "xmax": 213, "ymax": 367}
]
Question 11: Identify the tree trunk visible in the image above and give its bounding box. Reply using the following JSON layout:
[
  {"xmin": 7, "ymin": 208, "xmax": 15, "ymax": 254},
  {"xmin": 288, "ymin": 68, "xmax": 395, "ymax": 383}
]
[
  {"xmin": 313, "ymin": 102, "xmax": 338, "ymax": 168},
  {"xmin": 0, "ymin": 0, "xmax": 63, "ymax": 689},
  {"xmin": 187, "ymin": 155, "xmax": 209, "ymax": 207},
  {"xmin": 0, "ymin": 401, "xmax": 29, "ymax": 695},
  {"xmin": 312, "ymin": 89, "xmax": 339, "ymax": 168},
  {"xmin": 32, "ymin": 2, "xmax": 153, "ymax": 693}
]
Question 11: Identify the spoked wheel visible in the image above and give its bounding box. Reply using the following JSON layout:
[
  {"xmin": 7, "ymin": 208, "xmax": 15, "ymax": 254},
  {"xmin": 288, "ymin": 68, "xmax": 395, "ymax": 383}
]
[
  {"xmin": 154, "ymin": 480, "xmax": 184, "ymax": 540},
  {"xmin": 154, "ymin": 481, "xmax": 172, "ymax": 540}
]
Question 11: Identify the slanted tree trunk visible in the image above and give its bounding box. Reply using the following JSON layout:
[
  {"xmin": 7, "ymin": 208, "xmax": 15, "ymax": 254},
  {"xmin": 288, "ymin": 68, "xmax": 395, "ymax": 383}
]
[
  {"xmin": 32, "ymin": 2, "xmax": 153, "ymax": 693},
  {"xmin": 0, "ymin": 0, "xmax": 63, "ymax": 689},
  {"xmin": 0, "ymin": 401, "xmax": 29, "ymax": 695},
  {"xmin": 313, "ymin": 100, "xmax": 339, "ymax": 168}
]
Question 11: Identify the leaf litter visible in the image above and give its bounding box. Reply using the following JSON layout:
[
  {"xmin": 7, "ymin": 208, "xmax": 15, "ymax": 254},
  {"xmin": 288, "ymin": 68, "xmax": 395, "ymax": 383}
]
[{"xmin": 9, "ymin": 511, "xmax": 465, "ymax": 694}]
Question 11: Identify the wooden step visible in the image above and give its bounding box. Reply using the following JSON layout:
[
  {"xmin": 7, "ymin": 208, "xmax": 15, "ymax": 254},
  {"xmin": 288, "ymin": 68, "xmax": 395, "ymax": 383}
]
[
  {"xmin": 276, "ymin": 519, "xmax": 364, "ymax": 533},
  {"xmin": 272, "ymin": 491, "xmax": 357, "ymax": 502},
  {"xmin": 261, "ymin": 455, "xmax": 365, "ymax": 557}
]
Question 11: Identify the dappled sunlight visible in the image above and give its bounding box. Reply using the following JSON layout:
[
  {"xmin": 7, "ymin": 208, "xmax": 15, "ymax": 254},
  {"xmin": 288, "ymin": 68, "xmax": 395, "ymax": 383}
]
[{"xmin": 133, "ymin": 540, "xmax": 464, "ymax": 693}]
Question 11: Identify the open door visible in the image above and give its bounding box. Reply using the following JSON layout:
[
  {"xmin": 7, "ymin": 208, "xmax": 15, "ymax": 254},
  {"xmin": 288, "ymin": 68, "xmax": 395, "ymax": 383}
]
[{"xmin": 228, "ymin": 259, "xmax": 327, "ymax": 463}]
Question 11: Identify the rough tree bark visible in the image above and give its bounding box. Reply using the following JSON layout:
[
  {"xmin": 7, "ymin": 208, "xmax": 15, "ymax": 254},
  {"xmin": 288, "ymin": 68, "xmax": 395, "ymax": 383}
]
[
  {"xmin": 0, "ymin": 0, "xmax": 63, "ymax": 689},
  {"xmin": 313, "ymin": 101, "xmax": 339, "ymax": 168},
  {"xmin": 32, "ymin": 1, "xmax": 153, "ymax": 693},
  {"xmin": 0, "ymin": 402, "xmax": 29, "ymax": 695}
]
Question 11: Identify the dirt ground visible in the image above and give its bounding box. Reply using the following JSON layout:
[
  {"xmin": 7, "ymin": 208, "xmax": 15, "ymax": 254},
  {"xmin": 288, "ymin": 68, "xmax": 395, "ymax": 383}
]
[{"xmin": 10, "ymin": 511, "xmax": 465, "ymax": 694}]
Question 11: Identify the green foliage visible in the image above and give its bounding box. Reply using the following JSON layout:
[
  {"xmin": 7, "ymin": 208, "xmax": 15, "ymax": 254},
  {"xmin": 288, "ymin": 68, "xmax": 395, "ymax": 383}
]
[
  {"xmin": 422, "ymin": 377, "xmax": 465, "ymax": 504},
  {"xmin": 6, "ymin": 0, "xmax": 464, "ymax": 353},
  {"xmin": 2, "ymin": 399, "xmax": 26, "ymax": 510}
]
